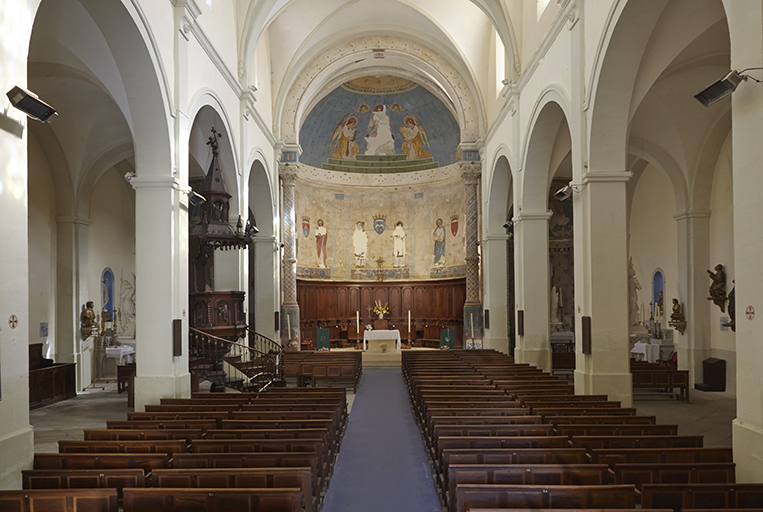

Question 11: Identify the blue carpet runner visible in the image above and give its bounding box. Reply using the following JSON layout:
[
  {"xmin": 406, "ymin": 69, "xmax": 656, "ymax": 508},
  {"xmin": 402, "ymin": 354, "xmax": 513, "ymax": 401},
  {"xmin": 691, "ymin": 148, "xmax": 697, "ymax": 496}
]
[{"xmin": 322, "ymin": 368, "xmax": 442, "ymax": 512}]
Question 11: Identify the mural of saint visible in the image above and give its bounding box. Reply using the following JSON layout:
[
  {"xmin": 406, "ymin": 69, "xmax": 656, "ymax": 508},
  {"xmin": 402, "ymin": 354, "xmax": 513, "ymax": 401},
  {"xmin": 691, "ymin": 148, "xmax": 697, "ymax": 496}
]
[
  {"xmin": 391, "ymin": 221, "xmax": 407, "ymax": 267},
  {"xmin": 315, "ymin": 219, "xmax": 327, "ymax": 268},
  {"xmin": 353, "ymin": 221, "xmax": 368, "ymax": 267},
  {"xmin": 433, "ymin": 218, "xmax": 446, "ymax": 266},
  {"xmin": 329, "ymin": 114, "xmax": 360, "ymax": 160},
  {"xmin": 399, "ymin": 114, "xmax": 431, "ymax": 160},
  {"xmin": 365, "ymin": 104, "xmax": 395, "ymax": 155}
]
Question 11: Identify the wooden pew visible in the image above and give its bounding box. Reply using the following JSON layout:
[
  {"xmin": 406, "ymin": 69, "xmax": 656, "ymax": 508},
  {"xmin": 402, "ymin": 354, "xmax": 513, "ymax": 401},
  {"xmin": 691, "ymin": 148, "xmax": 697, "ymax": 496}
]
[
  {"xmin": 150, "ymin": 467, "xmax": 314, "ymax": 512},
  {"xmin": 641, "ymin": 482, "xmax": 763, "ymax": 510},
  {"xmin": 83, "ymin": 429, "xmax": 203, "ymax": 442},
  {"xmin": 454, "ymin": 484, "xmax": 636, "ymax": 512},
  {"xmin": 590, "ymin": 447, "xmax": 734, "ymax": 467},
  {"xmin": 533, "ymin": 407, "xmax": 637, "ymax": 417},
  {"xmin": 171, "ymin": 452, "xmax": 319, "ymax": 497},
  {"xmin": 447, "ymin": 464, "xmax": 610, "ymax": 512},
  {"xmin": 632, "ymin": 368, "xmax": 690, "ymax": 400},
  {"xmin": 34, "ymin": 453, "xmax": 169, "ymax": 472},
  {"xmin": 548, "ymin": 415, "xmax": 656, "ymax": 425},
  {"xmin": 205, "ymin": 428, "xmax": 329, "ymax": 441},
  {"xmin": 613, "ymin": 462, "xmax": 736, "ymax": 491},
  {"xmin": 22, "ymin": 469, "xmax": 143, "ymax": 505},
  {"xmin": 106, "ymin": 420, "xmax": 217, "ymax": 432},
  {"xmin": 126, "ymin": 412, "xmax": 229, "ymax": 428},
  {"xmin": 570, "ymin": 435, "xmax": 703, "ymax": 450},
  {"xmin": 0, "ymin": 489, "xmax": 118, "ymax": 512},
  {"xmin": 58, "ymin": 440, "xmax": 187, "ymax": 456},
  {"xmin": 122, "ymin": 488, "xmax": 302, "ymax": 512},
  {"xmin": 554, "ymin": 424, "xmax": 678, "ymax": 437}
]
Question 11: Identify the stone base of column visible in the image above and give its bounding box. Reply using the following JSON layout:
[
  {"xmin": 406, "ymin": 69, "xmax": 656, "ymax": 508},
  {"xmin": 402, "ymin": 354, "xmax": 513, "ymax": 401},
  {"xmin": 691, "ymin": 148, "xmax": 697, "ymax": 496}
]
[
  {"xmin": 514, "ymin": 346, "xmax": 551, "ymax": 372},
  {"xmin": 733, "ymin": 419, "xmax": 763, "ymax": 482},
  {"xmin": 281, "ymin": 306, "xmax": 300, "ymax": 351},
  {"xmin": 0, "ymin": 426, "xmax": 34, "ymax": 488},
  {"xmin": 574, "ymin": 369, "xmax": 633, "ymax": 408},
  {"xmin": 134, "ymin": 373, "xmax": 191, "ymax": 411},
  {"xmin": 463, "ymin": 304, "xmax": 483, "ymax": 345},
  {"xmin": 483, "ymin": 335, "xmax": 509, "ymax": 353}
]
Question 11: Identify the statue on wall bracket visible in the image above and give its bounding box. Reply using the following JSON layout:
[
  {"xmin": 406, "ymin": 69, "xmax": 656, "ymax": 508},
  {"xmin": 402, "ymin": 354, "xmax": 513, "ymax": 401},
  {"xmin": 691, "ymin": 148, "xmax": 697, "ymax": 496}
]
[
  {"xmin": 669, "ymin": 298, "xmax": 687, "ymax": 335},
  {"xmin": 707, "ymin": 264, "xmax": 727, "ymax": 312},
  {"xmin": 722, "ymin": 280, "xmax": 736, "ymax": 332}
]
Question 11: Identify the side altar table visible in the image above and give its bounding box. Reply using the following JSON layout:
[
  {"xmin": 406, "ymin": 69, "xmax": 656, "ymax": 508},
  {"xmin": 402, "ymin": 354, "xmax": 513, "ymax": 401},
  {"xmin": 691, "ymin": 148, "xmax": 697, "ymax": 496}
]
[{"xmin": 363, "ymin": 329, "xmax": 402, "ymax": 352}]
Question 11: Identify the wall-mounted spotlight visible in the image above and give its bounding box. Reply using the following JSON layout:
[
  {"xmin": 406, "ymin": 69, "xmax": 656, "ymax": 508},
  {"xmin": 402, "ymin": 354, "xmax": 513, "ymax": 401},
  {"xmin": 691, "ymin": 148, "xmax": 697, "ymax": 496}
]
[
  {"xmin": 123, "ymin": 171, "xmax": 135, "ymax": 183},
  {"xmin": 553, "ymin": 183, "xmax": 583, "ymax": 201},
  {"xmin": 6, "ymin": 86, "xmax": 57, "ymax": 122},
  {"xmin": 502, "ymin": 220, "xmax": 514, "ymax": 230},
  {"xmin": 187, "ymin": 190, "xmax": 206, "ymax": 207},
  {"xmin": 694, "ymin": 68, "xmax": 763, "ymax": 107}
]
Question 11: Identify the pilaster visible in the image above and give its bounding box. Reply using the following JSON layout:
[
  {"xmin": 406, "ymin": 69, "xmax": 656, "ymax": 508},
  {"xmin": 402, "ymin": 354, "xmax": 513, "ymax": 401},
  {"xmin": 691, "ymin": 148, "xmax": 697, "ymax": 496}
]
[
  {"xmin": 461, "ymin": 161, "xmax": 483, "ymax": 344},
  {"xmin": 279, "ymin": 155, "xmax": 300, "ymax": 349},
  {"xmin": 482, "ymin": 234, "xmax": 510, "ymax": 352}
]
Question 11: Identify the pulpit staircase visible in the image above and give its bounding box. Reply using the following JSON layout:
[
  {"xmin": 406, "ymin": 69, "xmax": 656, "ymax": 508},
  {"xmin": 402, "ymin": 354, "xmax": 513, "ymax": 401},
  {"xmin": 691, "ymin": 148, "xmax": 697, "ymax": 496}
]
[{"xmin": 189, "ymin": 328, "xmax": 285, "ymax": 392}]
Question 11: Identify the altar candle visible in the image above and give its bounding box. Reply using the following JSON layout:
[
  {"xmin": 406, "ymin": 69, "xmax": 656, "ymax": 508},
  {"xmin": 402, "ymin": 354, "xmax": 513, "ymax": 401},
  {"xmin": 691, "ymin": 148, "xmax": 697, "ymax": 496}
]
[
  {"xmin": 470, "ymin": 313, "xmax": 474, "ymax": 339},
  {"xmin": 356, "ymin": 311, "xmax": 360, "ymax": 332},
  {"xmin": 408, "ymin": 310, "xmax": 411, "ymax": 332},
  {"xmin": 286, "ymin": 314, "xmax": 291, "ymax": 340}
]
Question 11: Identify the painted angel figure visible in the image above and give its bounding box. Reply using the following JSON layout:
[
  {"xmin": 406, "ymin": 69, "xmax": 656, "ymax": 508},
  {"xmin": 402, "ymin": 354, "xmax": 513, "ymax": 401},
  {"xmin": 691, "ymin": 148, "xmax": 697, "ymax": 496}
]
[
  {"xmin": 399, "ymin": 114, "xmax": 431, "ymax": 160},
  {"xmin": 329, "ymin": 114, "xmax": 360, "ymax": 160}
]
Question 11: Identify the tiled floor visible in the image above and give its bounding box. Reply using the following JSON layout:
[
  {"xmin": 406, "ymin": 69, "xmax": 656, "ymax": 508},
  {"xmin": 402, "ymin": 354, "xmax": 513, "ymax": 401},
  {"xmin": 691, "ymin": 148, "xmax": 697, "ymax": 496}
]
[{"xmin": 29, "ymin": 380, "xmax": 737, "ymax": 452}]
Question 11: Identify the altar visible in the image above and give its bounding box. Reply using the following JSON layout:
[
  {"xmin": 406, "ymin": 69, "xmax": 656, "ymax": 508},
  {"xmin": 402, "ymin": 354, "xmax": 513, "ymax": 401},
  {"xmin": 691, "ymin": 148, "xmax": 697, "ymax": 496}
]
[
  {"xmin": 363, "ymin": 329, "xmax": 402, "ymax": 352},
  {"xmin": 630, "ymin": 341, "xmax": 660, "ymax": 363}
]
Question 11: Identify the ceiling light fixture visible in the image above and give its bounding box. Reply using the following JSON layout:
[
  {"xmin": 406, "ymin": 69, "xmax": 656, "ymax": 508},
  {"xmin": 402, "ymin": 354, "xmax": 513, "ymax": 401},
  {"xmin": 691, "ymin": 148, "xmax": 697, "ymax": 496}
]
[{"xmin": 694, "ymin": 68, "xmax": 763, "ymax": 107}]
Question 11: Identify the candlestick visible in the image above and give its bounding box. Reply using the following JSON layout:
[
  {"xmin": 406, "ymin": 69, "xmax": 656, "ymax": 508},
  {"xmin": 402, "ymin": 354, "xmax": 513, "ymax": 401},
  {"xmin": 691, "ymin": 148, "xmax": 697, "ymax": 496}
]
[
  {"xmin": 470, "ymin": 313, "xmax": 474, "ymax": 340},
  {"xmin": 408, "ymin": 310, "xmax": 411, "ymax": 332},
  {"xmin": 356, "ymin": 311, "xmax": 360, "ymax": 331}
]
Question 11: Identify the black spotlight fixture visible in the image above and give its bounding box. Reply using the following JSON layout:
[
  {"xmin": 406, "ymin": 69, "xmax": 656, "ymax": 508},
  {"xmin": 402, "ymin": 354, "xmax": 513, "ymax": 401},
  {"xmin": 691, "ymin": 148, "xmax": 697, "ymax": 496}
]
[
  {"xmin": 6, "ymin": 86, "xmax": 57, "ymax": 122},
  {"xmin": 694, "ymin": 68, "xmax": 763, "ymax": 107}
]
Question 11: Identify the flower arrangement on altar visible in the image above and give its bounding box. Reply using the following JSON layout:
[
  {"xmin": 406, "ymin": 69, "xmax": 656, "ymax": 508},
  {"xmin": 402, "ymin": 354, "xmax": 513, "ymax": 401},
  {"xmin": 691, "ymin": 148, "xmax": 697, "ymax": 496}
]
[
  {"xmin": 365, "ymin": 324, "xmax": 373, "ymax": 331},
  {"xmin": 373, "ymin": 300, "xmax": 390, "ymax": 318},
  {"xmin": 318, "ymin": 347, "xmax": 329, "ymax": 352}
]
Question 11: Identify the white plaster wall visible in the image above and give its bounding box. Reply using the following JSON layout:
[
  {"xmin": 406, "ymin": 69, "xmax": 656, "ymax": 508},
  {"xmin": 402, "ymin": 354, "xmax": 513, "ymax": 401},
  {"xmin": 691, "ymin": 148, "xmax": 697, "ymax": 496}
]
[
  {"xmin": 254, "ymin": 32, "xmax": 273, "ymax": 131},
  {"xmin": 27, "ymin": 134, "xmax": 57, "ymax": 359},
  {"xmin": 629, "ymin": 164, "xmax": 678, "ymax": 327},
  {"xmin": 582, "ymin": 0, "xmax": 617, "ymax": 100},
  {"xmin": 708, "ymin": 134, "xmax": 735, "ymax": 392},
  {"xmin": 87, "ymin": 168, "xmax": 136, "ymax": 324},
  {"xmin": 195, "ymin": 0, "xmax": 239, "ymax": 75},
  {"xmin": 520, "ymin": 0, "xmax": 561, "ymax": 70},
  {"xmin": 138, "ymin": 0, "xmax": 175, "ymax": 94}
]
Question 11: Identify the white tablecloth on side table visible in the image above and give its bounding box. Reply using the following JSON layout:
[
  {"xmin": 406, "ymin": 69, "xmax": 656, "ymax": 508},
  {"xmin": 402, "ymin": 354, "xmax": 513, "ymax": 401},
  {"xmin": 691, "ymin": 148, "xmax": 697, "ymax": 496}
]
[
  {"xmin": 363, "ymin": 330, "xmax": 402, "ymax": 352},
  {"xmin": 630, "ymin": 341, "xmax": 660, "ymax": 363},
  {"xmin": 105, "ymin": 345, "xmax": 135, "ymax": 365}
]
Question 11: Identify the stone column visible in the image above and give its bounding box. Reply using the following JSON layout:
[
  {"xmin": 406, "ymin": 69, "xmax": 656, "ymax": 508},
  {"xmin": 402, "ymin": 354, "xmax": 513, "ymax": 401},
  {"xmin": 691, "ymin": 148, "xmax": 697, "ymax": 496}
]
[
  {"xmin": 481, "ymin": 234, "xmax": 510, "ymax": 352},
  {"xmin": 726, "ymin": 0, "xmax": 763, "ymax": 483},
  {"xmin": 513, "ymin": 211, "xmax": 552, "ymax": 371},
  {"xmin": 130, "ymin": 176, "xmax": 190, "ymax": 410},
  {"xmin": 251, "ymin": 235, "xmax": 279, "ymax": 341},
  {"xmin": 461, "ymin": 163, "xmax": 483, "ymax": 344},
  {"xmin": 674, "ymin": 211, "xmax": 712, "ymax": 388},
  {"xmin": 573, "ymin": 172, "xmax": 632, "ymax": 407},
  {"xmin": 279, "ymin": 164, "xmax": 300, "ymax": 349}
]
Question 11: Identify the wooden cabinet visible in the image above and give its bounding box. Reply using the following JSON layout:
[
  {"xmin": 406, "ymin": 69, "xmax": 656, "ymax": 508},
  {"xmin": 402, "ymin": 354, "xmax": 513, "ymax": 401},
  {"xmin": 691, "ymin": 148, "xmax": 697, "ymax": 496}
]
[{"xmin": 29, "ymin": 363, "xmax": 76, "ymax": 409}]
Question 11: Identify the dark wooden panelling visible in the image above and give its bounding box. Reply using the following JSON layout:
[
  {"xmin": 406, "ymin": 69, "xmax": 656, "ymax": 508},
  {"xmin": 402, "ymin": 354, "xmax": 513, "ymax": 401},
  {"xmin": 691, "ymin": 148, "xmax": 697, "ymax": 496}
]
[{"xmin": 297, "ymin": 279, "xmax": 465, "ymax": 346}]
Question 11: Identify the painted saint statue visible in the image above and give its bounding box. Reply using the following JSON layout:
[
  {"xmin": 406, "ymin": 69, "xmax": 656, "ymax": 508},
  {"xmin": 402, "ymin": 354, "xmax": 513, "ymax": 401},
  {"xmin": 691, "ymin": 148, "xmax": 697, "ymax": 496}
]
[
  {"xmin": 433, "ymin": 218, "xmax": 446, "ymax": 266},
  {"xmin": 353, "ymin": 221, "xmax": 368, "ymax": 267},
  {"xmin": 399, "ymin": 114, "xmax": 431, "ymax": 160},
  {"xmin": 315, "ymin": 219, "xmax": 327, "ymax": 268},
  {"xmin": 365, "ymin": 104, "xmax": 395, "ymax": 155},
  {"xmin": 329, "ymin": 114, "xmax": 360, "ymax": 160},
  {"xmin": 391, "ymin": 221, "xmax": 407, "ymax": 267}
]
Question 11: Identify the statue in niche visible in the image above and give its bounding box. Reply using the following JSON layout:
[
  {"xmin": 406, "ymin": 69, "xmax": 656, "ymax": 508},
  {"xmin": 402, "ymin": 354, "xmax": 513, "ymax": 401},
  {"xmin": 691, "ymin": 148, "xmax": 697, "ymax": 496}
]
[
  {"xmin": 723, "ymin": 281, "xmax": 736, "ymax": 332},
  {"xmin": 315, "ymin": 219, "xmax": 328, "ymax": 268},
  {"xmin": 433, "ymin": 218, "xmax": 446, "ymax": 266},
  {"xmin": 391, "ymin": 221, "xmax": 407, "ymax": 267},
  {"xmin": 119, "ymin": 272, "xmax": 136, "ymax": 338},
  {"xmin": 550, "ymin": 284, "xmax": 562, "ymax": 326},
  {"xmin": 365, "ymin": 104, "xmax": 395, "ymax": 156},
  {"xmin": 352, "ymin": 221, "xmax": 368, "ymax": 267},
  {"xmin": 707, "ymin": 264, "xmax": 727, "ymax": 312},
  {"xmin": 657, "ymin": 291, "xmax": 664, "ymax": 317},
  {"xmin": 628, "ymin": 256, "xmax": 642, "ymax": 326}
]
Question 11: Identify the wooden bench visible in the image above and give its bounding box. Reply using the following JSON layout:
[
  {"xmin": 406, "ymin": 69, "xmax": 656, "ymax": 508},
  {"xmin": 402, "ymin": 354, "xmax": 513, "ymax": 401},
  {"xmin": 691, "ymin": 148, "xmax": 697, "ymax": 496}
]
[
  {"xmin": 641, "ymin": 482, "xmax": 763, "ymax": 510},
  {"xmin": 454, "ymin": 484, "xmax": 636, "ymax": 512},
  {"xmin": 58, "ymin": 440, "xmax": 187, "ymax": 456},
  {"xmin": 613, "ymin": 462, "xmax": 736, "ymax": 491},
  {"xmin": 126, "ymin": 412, "xmax": 229, "ymax": 428},
  {"xmin": 205, "ymin": 428, "xmax": 329, "ymax": 441},
  {"xmin": 569, "ymin": 435, "xmax": 703, "ymax": 450},
  {"xmin": 220, "ymin": 420, "xmax": 338, "ymax": 453},
  {"xmin": 83, "ymin": 429, "xmax": 203, "ymax": 442},
  {"xmin": 0, "ymin": 488, "xmax": 118, "ymax": 512},
  {"xmin": 447, "ymin": 464, "xmax": 610, "ymax": 512},
  {"xmin": 590, "ymin": 447, "xmax": 734, "ymax": 467},
  {"xmin": 533, "ymin": 407, "xmax": 637, "ymax": 416},
  {"xmin": 150, "ymin": 467, "xmax": 314, "ymax": 512},
  {"xmin": 106, "ymin": 420, "xmax": 217, "ymax": 432},
  {"xmin": 632, "ymin": 368, "xmax": 690, "ymax": 400},
  {"xmin": 34, "ymin": 453, "xmax": 169, "ymax": 472},
  {"xmin": 22, "ymin": 469, "xmax": 143, "ymax": 504},
  {"xmin": 554, "ymin": 424, "xmax": 678, "ymax": 437},
  {"xmin": 122, "ymin": 488, "xmax": 302, "ymax": 512},
  {"xmin": 548, "ymin": 415, "xmax": 656, "ymax": 425}
]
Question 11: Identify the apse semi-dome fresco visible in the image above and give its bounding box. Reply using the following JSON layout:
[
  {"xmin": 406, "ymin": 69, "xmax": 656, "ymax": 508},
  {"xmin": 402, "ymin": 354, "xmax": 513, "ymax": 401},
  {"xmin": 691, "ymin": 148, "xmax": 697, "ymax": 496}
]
[{"xmin": 299, "ymin": 76, "xmax": 460, "ymax": 171}]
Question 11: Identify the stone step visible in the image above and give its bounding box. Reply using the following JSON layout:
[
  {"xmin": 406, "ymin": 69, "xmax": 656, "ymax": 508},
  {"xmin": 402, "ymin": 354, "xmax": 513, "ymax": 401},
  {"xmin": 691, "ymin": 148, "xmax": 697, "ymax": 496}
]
[{"xmin": 322, "ymin": 159, "xmax": 439, "ymax": 174}]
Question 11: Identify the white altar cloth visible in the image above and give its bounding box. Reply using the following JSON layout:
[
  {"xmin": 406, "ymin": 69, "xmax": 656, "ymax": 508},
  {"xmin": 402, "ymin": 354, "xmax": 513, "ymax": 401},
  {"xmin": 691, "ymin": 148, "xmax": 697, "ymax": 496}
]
[
  {"xmin": 363, "ymin": 329, "xmax": 402, "ymax": 352},
  {"xmin": 105, "ymin": 345, "xmax": 135, "ymax": 365},
  {"xmin": 630, "ymin": 341, "xmax": 660, "ymax": 363}
]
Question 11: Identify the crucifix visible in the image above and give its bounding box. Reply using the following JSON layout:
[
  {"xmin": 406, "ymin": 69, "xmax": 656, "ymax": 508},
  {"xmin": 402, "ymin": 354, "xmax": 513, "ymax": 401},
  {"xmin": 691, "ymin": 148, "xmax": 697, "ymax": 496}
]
[{"xmin": 366, "ymin": 306, "xmax": 373, "ymax": 320}]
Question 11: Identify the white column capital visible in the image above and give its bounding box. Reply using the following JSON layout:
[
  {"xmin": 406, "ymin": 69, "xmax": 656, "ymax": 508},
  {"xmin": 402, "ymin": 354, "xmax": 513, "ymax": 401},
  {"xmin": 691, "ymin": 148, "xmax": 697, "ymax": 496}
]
[
  {"xmin": 460, "ymin": 162, "xmax": 482, "ymax": 182},
  {"xmin": 482, "ymin": 234, "xmax": 511, "ymax": 243},
  {"xmin": 514, "ymin": 211, "xmax": 552, "ymax": 224},
  {"xmin": 673, "ymin": 210, "xmax": 712, "ymax": 221},
  {"xmin": 279, "ymin": 164, "xmax": 299, "ymax": 184},
  {"xmin": 581, "ymin": 171, "xmax": 633, "ymax": 184},
  {"xmin": 128, "ymin": 176, "xmax": 182, "ymax": 191}
]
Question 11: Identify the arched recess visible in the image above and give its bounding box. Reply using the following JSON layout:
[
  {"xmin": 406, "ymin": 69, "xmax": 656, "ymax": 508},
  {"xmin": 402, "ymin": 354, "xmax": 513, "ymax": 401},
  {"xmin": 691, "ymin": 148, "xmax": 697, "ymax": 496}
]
[{"xmin": 247, "ymin": 156, "xmax": 279, "ymax": 340}]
